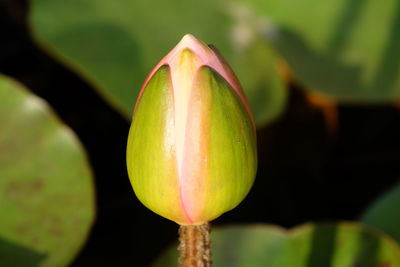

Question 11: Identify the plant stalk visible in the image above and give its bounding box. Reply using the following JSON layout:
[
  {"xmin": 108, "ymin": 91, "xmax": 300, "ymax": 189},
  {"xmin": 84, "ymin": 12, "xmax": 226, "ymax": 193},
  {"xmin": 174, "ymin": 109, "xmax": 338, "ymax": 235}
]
[{"xmin": 178, "ymin": 223, "xmax": 211, "ymax": 267}]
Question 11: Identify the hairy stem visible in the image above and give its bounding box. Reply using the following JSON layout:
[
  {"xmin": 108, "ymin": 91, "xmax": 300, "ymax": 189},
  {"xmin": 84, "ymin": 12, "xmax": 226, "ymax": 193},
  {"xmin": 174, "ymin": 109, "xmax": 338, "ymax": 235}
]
[{"xmin": 178, "ymin": 223, "xmax": 211, "ymax": 267}]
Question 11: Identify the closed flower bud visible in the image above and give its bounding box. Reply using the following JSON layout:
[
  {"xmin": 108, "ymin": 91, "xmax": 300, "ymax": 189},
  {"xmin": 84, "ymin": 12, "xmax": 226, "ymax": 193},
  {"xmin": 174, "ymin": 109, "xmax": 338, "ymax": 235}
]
[{"xmin": 126, "ymin": 34, "xmax": 257, "ymax": 225}]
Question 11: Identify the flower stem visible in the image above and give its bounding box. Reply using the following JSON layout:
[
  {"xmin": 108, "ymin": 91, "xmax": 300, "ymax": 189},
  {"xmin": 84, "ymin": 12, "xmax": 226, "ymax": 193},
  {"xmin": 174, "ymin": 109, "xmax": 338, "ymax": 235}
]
[{"xmin": 178, "ymin": 223, "xmax": 211, "ymax": 267}]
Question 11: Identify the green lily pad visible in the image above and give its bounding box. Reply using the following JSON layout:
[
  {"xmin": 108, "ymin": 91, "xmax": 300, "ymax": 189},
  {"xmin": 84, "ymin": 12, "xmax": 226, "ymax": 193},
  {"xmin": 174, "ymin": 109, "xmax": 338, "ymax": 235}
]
[
  {"xmin": 361, "ymin": 182, "xmax": 400, "ymax": 243},
  {"xmin": 0, "ymin": 75, "xmax": 95, "ymax": 267},
  {"xmin": 240, "ymin": 0, "xmax": 400, "ymax": 102},
  {"xmin": 153, "ymin": 222, "xmax": 400, "ymax": 267},
  {"xmin": 29, "ymin": 0, "xmax": 287, "ymax": 127}
]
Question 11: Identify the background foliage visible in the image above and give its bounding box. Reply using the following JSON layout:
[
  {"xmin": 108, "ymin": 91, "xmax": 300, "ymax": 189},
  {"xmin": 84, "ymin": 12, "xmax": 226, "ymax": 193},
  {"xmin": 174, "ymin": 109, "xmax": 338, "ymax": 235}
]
[{"xmin": 0, "ymin": 0, "xmax": 400, "ymax": 266}]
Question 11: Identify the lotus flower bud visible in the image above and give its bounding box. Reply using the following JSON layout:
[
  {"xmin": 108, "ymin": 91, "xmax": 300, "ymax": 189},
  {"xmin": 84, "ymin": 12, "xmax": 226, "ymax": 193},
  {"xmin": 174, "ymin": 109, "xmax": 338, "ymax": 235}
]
[{"xmin": 126, "ymin": 34, "xmax": 257, "ymax": 225}]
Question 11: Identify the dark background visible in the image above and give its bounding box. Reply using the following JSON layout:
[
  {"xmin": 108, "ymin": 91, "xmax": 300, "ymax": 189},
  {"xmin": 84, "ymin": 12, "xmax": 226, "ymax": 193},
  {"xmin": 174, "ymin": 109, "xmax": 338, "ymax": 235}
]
[{"xmin": 1, "ymin": 1, "xmax": 400, "ymax": 266}]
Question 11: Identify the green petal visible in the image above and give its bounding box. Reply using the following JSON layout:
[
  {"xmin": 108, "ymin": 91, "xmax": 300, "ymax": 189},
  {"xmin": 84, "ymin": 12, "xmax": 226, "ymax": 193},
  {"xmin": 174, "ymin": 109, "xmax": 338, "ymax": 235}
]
[
  {"xmin": 197, "ymin": 66, "xmax": 257, "ymax": 222},
  {"xmin": 126, "ymin": 66, "xmax": 188, "ymax": 224}
]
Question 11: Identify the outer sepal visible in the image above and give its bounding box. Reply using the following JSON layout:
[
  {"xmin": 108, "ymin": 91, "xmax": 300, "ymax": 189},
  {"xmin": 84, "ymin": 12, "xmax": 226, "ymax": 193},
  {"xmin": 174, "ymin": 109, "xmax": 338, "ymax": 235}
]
[
  {"xmin": 181, "ymin": 66, "xmax": 257, "ymax": 224},
  {"xmin": 127, "ymin": 65, "xmax": 189, "ymax": 223}
]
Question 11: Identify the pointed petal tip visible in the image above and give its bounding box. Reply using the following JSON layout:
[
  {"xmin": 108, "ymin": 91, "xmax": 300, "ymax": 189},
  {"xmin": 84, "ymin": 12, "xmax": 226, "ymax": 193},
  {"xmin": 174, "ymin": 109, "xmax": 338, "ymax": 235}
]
[
  {"xmin": 181, "ymin": 33, "xmax": 197, "ymax": 43},
  {"xmin": 176, "ymin": 34, "xmax": 209, "ymax": 55},
  {"xmin": 179, "ymin": 34, "xmax": 203, "ymax": 47}
]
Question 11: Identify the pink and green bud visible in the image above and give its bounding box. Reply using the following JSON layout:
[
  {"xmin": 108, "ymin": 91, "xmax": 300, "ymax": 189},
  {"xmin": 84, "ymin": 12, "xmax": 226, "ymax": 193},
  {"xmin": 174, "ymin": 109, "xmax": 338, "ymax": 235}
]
[{"xmin": 126, "ymin": 34, "xmax": 257, "ymax": 225}]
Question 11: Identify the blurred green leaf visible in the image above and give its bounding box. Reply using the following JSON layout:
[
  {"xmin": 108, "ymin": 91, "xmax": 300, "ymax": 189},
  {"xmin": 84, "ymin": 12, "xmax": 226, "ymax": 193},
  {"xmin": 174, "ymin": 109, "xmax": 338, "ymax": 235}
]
[
  {"xmin": 0, "ymin": 75, "xmax": 95, "ymax": 267},
  {"xmin": 361, "ymin": 182, "xmax": 400, "ymax": 243},
  {"xmin": 153, "ymin": 222, "xmax": 400, "ymax": 267},
  {"xmin": 240, "ymin": 0, "xmax": 400, "ymax": 102},
  {"xmin": 29, "ymin": 0, "xmax": 287, "ymax": 127}
]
